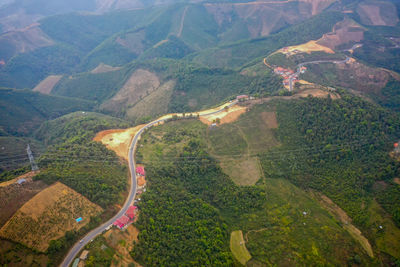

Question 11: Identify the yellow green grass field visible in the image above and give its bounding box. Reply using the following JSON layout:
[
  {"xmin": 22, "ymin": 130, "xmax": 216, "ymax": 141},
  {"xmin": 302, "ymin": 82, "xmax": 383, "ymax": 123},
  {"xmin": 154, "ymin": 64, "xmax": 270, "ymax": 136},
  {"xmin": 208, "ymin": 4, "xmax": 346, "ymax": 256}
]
[{"xmin": 230, "ymin": 230, "xmax": 252, "ymax": 265}]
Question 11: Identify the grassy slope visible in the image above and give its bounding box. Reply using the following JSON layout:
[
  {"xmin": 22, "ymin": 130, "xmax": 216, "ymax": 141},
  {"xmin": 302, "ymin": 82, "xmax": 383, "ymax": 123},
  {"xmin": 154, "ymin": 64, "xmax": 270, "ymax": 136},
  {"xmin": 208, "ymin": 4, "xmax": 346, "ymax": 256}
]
[
  {"xmin": 230, "ymin": 230, "xmax": 251, "ymax": 265},
  {"xmin": 207, "ymin": 103, "xmax": 279, "ymax": 185}
]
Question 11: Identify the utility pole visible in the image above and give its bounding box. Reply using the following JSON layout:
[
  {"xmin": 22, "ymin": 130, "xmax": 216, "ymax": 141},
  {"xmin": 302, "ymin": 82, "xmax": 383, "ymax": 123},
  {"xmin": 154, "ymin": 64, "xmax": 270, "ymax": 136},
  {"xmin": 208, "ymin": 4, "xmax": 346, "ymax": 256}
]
[{"xmin": 27, "ymin": 144, "xmax": 39, "ymax": 171}]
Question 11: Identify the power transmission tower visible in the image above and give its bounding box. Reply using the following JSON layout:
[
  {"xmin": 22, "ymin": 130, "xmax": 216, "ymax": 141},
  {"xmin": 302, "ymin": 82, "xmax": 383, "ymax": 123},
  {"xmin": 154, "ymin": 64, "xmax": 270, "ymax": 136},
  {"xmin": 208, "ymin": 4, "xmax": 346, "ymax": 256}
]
[{"xmin": 27, "ymin": 144, "xmax": 39, "ymax": 171}]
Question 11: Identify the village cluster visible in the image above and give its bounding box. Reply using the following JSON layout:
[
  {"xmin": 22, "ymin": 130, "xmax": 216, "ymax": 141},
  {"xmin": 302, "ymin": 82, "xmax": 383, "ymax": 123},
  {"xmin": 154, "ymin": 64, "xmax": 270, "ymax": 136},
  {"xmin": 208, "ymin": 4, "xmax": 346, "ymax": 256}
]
[
  {"xmin": 274, "ymin": 65, "xmax": 307, "ymax": 88},
  {"xmin": 113, "ymin": 165, "xmax": 146, "ymax": 229}
]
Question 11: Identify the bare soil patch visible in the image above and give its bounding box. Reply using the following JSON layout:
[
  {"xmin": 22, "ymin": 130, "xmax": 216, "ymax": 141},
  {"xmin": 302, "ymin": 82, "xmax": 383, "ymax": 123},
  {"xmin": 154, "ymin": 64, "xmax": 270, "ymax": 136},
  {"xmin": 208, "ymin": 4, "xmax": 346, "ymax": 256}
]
[
  {"xmin": 0, "ymin": 175, "xmax": 47, "ymax": 227},
  {"xmin": 299, "ymin": 0, "xmax": 337, "ymax": 15},
  {"xmin": 0, "ymin": 182, "xmax": 102, "ymax": 252},
  {"xmin": 357, "ymin": 2, "xmax": 399, "ymax": 26},
  {"xmin": 317, "ymin": 18, "xmax": 365, "ymax": 50},
  {"xmin": 0, "ymin": 25, "xmax": 54, "ymax": 60},
  {"xmin": 32, "ymin": 75, "xmax": 62, "ymax": 94},
  {"xmin": 393, "ymin": 178, "xmax": 400, "ymax": 185},
  {"xmin": 280, "ymin": 40, "xmax": 334, "ymax": 55},
  {"xmin": 334, "ymin": 59, "xmax": 390, "ymax": 94},
  {"xmin": 91, "ymin": 63, "xmax": 122, "ymax": 74},
  {"xmin": 94, "ymin": 125, "xmax": 144, "ymax": 161}
]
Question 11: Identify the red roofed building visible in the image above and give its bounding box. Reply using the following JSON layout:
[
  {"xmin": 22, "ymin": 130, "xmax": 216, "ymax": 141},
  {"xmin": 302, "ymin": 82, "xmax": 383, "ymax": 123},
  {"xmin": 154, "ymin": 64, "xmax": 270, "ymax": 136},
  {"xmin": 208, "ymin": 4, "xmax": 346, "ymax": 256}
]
[
  {"xmin": 126, "ymin": 206, "xmax": 137, "ymax": 219},
  {"xmin": 113, "ymin": 215, "xmax": 131, "ymax": 229},
  {"xmin": 236, "ymin": 95, "xmax": 249, "ymax": 101},
  {"xmin": 119, "ymin": 215, "xmax": 130, "ymax": 225},
  {"xmin": 113, "ymin": 219, "xmax": 124, "ymax": 229},
  {"xmin": 136, "ymin": 166, "xmax": 145, "ymax": 176}
]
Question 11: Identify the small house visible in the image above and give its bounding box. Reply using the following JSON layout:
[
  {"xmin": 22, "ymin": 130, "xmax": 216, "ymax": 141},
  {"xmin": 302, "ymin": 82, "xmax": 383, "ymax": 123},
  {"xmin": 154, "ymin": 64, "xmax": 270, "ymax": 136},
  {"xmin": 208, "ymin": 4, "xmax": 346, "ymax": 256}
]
[
  {"xmin": 79, "ymin": 250, "xmax": 89, "ymax": 260},
  {"xmin": 136, "ymin": 166, "xmax": 145, "ymax": 176},
  {"xmin": 126, "ymin": 206, "xmax": 137, "ymax": 220},
  {"xmin": 236, "ymin": 95, "xmax": 249, "ymax": 101}
]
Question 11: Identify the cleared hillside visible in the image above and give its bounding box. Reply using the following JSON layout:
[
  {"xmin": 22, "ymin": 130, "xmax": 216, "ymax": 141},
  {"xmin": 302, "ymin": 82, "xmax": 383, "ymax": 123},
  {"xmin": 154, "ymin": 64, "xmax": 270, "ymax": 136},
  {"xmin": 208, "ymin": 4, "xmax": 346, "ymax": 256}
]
[{"xmin": 0, "ymin": 182, "xmax": 102, "ymax": 252}]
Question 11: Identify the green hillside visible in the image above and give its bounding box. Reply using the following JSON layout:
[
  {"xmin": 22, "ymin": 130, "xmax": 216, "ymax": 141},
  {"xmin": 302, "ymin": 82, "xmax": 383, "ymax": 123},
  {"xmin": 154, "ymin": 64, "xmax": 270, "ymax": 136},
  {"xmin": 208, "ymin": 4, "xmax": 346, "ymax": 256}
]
[
  {"xmin": 51, "ymin": 68, "xmax": 133, "ymax": 103},
  {"xmin": 191, "ymin": 12, "xmax": 344, "ymax": 68},
  {"xmin": 0, "ymin": 88, "xmax": 94, "ymax": 136},
  {"xmin": 130, "ymin": 92, "xmax": 400, "ymax": 265}
]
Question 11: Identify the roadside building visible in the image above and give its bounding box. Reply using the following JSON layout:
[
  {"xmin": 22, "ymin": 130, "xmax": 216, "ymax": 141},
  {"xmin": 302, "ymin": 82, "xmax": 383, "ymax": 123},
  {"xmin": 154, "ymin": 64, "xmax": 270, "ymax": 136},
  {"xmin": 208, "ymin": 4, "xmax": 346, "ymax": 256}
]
[
  {"xmin": 79, "ymin": 250, "xmax": 89, "ymax": 260},
  {"xmin": 236, "ymin": 95, "xmax": 249, "ymax": 101},
  {"xmin": 126, "ymin": 206, "xmax": 137, "ymax": 220},
  {"xmin": 136, "ymin": 166, "xmax": 145, "ymax": 176},
  {"xmin": 113, "ymin": 215, "xmax": 130, "ymax": 229}
]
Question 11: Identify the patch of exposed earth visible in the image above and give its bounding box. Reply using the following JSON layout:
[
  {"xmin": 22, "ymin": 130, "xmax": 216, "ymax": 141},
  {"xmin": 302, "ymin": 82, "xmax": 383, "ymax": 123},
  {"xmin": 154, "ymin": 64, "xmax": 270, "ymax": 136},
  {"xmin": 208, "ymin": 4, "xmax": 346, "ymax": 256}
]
[{"xmin": 32, "ymin": 75, "xmax": 63, "ymax": 95}]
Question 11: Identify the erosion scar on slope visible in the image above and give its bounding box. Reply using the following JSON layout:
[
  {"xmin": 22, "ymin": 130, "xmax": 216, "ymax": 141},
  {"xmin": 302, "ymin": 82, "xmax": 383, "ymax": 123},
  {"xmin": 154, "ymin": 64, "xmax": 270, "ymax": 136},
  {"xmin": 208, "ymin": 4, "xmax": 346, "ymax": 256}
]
[{"xmin": 178, "ymin": 6, "xmax": 188, "ymax": 37}]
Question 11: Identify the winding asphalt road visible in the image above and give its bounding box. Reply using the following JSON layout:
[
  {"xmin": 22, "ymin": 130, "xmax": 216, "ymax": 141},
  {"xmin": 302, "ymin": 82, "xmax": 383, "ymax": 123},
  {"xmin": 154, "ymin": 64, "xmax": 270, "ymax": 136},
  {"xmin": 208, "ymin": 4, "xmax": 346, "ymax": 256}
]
[
  {"xmin": 288, "ymin": 56, "xmax": 350, "ymax": 91},
  {"xmin": 60, "ymin": 101, "xmax": 238, "ymax": 267}
]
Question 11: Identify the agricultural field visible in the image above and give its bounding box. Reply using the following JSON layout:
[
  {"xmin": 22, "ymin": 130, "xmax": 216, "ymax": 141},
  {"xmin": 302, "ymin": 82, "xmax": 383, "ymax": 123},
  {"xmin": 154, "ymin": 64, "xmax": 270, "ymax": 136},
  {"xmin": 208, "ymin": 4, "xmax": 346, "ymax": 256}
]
[
  {"xmin": 0, "ymin": 182, "xmax": 102, "ymax": 252},
  {"xmin": 230, "ymin": 230, "xmax": 251, "ymax": 265},
  {"xmin": 0, "ymin": 172, "xmax": 47, "ymax": 227}
]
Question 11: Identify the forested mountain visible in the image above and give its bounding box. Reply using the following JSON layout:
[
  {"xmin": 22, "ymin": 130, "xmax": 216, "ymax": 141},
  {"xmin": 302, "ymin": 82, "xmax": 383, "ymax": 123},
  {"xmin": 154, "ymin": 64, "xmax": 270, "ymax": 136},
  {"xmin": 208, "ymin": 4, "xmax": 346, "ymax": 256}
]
[{"xmin": 1, "ymin": 0, "xmax": 400, "ymax": 266}]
